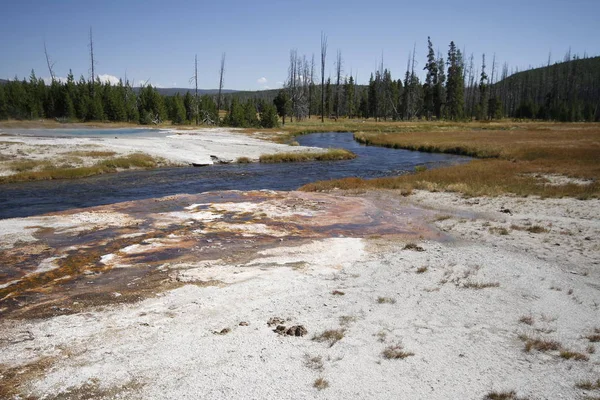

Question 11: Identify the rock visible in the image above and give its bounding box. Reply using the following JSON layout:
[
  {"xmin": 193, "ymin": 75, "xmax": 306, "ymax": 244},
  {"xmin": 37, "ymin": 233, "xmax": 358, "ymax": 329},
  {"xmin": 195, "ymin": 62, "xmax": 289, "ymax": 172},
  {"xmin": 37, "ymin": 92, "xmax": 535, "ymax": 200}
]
[
  {"xmin": 286, "ymin": 325, "xmax": 308, "ymax": 336},
  {"xmin": 210, "ymin": 155, "xmax": 233, "ymax": 164},
  {"xmin": 214, "ymin": 328, "xmax": 230, "ymax": 335}
]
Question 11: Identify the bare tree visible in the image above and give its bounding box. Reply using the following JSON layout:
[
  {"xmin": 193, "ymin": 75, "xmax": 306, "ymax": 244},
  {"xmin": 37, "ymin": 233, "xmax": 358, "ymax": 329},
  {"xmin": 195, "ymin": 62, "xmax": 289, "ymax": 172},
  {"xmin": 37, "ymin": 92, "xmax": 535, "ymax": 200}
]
[
  {"xmin": 89, "ymin": 27, "xmax": 95, "ymax": 84},
  {"xmin": 217, "ymin": 53, "xmax": 226, "ymax": 125},
  {"xmin": 44, "ymin": 41, "xmax": 56, "ymax": 82},
  {"xmin": 335, "ymin": 49, "xmax": 343, "ymax": 119},
  {"xmin": 320, "ymin": 32, "xmax": 327, "ymax": 123},
  {"xmin": 193, "ymin": 55, "xmax": 199, "ymax": 125},
  {"xmin": 286, "ymin": 50, "xmax": 309, "ymax": 121},
  {"xmin": 309, "ymin": 54, "xmax": 315, "ymax": 118}
]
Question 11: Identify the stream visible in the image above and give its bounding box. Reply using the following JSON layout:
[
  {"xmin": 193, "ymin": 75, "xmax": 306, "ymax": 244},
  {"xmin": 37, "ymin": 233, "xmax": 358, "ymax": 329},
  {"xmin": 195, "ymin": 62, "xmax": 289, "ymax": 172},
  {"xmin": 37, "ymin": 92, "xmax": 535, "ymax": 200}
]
[{"xmin": 0, "ymin": 132, "xmax": 470, "ymax": 219}]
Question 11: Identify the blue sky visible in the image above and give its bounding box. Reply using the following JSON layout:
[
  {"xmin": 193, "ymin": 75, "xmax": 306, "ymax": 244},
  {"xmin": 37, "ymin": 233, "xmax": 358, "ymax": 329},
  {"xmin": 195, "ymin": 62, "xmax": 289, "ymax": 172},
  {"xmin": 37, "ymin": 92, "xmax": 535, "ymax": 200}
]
[{"xmin": 1, "ymin": 0, "xmax": 598, "ymax": 90}]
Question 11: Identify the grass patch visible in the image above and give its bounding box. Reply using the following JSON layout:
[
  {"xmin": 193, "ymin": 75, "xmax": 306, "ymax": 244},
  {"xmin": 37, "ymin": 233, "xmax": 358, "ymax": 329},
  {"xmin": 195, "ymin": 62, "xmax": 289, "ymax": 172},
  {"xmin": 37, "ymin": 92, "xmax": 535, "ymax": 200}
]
[
  {"xmin": 518, "ymin": 334, "xmax": 561, "ymax": 353},
  {"xmin": 403, "ymin": 242, "xmax": 425, "ymax": 251},
  {"xmin": 66, "ymin": 150, "xmax": 117, "ymax": 157},
  {"xmin": 526, "ymin": 225, "xmax": 549, "ymax": 233},
  {"xmin": 462, "ymin": 281, "xmax": 500, "ymax": 289},
  {"xmin": 313, "ymin": 329, "xmax": 345, "ymax": 347},
  {"xmin": 519, "ymin": 315, "xmax": 534, "ymax": 326},
  {"xmin": 489, "ymin": 227, "xmax": 509, "ymax": 235},
  {"xmin": 382, "ymin": 343, "xmax": 415, "ymax": 359},
  {"xmin": 1, "ymin": 153, "xmax": 159, "ymax": 183},
  {"xmin": 377, "ymin": 296, "xmax": 396, "ymax": 304},
  {"xmin": 259, "ymin": 148, "xmax": 356, "ymax": 163},
  {"xmin": 559, "ymin": 349, "xmax": 589, "ymax": 361},
  {"xmin": 236, "ymin": 156, "xmax": 252, "ymax": 163},
  {"xmin": 586, "ymin": 328, "xmax": 600, "ymax": 342},
  {"xmin": 294, "ymin": 120, "xmax": 600, "ymax": 198},
  {"xmin": 483, "ymin": 391, "xmax": 528, "ymax": 400},
  {"xmin": 313, "ymin": 377, "xmax": 329, "ymax": 390},
  {"xmin": 576, "ymin": 379, "xmax": 600, "ymax": 390}
]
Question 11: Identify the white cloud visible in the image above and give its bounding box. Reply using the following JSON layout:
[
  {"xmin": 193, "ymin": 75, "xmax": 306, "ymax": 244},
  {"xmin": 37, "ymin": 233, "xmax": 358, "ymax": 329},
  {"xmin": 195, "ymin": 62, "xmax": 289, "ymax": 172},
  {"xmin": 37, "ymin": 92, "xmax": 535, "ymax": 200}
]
[
  {"xmin": 97, "ymin": 74, "xmax": 120, "ymax": 85},
  {"xmin": 257, "ymin": 77, "xmax": 268, "ymax": 84}
]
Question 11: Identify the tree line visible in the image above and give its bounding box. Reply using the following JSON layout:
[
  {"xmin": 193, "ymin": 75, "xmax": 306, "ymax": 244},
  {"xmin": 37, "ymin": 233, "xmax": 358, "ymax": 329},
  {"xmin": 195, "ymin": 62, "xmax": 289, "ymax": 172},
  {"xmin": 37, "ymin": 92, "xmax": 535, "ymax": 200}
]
[
  {"xmin": 0, "ymin": 70, "xmax": 280, "ymax": 128},
  {"xmin": 275, "ymin": 37, "xmax": 599, "ymax": 122},
  {"xmin": 1, "ymin": 36, "xmax": 598, "ymax": 125}
]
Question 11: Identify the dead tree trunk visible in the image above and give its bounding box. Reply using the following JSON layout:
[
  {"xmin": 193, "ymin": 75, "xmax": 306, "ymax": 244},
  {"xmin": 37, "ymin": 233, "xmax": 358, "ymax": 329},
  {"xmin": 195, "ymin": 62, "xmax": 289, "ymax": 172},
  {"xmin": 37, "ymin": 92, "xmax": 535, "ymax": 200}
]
[
  {"xmin": 44, "ymin": 42, "xmax": 55, "ymax": 82},
  {"xmin": 320, "ymin": 32, "xmax": 327, "ymax": 123},
  {"xmin": 217, "ymin": 53, "xmax": 226, "ymax": 125}
]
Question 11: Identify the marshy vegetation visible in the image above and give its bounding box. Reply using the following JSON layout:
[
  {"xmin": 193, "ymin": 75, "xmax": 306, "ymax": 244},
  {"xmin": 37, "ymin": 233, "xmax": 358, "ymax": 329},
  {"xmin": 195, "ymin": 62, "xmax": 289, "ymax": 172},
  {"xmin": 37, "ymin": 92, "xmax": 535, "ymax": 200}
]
[{"xmin": 259, "ymin": 148, "xmax": 355, "ymax": 163}]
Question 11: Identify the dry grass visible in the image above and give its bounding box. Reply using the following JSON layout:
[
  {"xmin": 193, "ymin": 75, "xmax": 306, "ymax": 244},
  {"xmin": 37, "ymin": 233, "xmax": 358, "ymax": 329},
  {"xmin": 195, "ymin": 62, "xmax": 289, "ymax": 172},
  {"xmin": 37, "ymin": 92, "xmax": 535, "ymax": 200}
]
[
  {"xmin": 559, "ymin": 350, "xmax": 589, "ymax": 361},
  {"xmin": 483, "ymin": 391, "xmax": 528, "ymax": 400},
  {"xmin": 403, "ymin": 242, "xmax": 425, "ymax": 251},
  {"xmin": 489, "ymin": 227, "xmax": 510, "ymax": 235},
  {"xmin": 575, "ymin": 378, "xmax": 600, "ymax": 390},
  {"xmin": 296, "ymin": 120, "xmax": 600, "ymax": 199},
  {"xmin": 313, "ymin": 329, "xmax": 345, "ymax": 347},
  {"xmin": 259, "ymin": 148, "xmax": 356, "ymax": 163},
  {"xmin": 313, "ymin": 377, "xmax": 329, "ymax": 390},
  {"xmin": 382, "ymin": 343, "xmax": 415, "ymax": 359},
  {"xmin": 331, "ymin": 290, "xmax": 345, "ymax": 296},
  {"xmin": 586, "ymin": 328, "xmax": 600, "ymax": 342},
  {"xmin": 518, "ymin": 315, "xmax": 534, "ymax": 326},
  {"xmin": 462, "ymin": 281, "xmax": 500, "ymax": 289},
  {"xmin": 236, "ymin": 156, "xmax": 252, "ymax": 163},
  {"xmin": 377, "ymin": 296, "xmax": 396, "ymax": 304},
  {"xmin": 518, "ymin": 334, "xmax": 561, "ymax": 353},
  {"xmin": 416, "ymin": 266, "xmax": 428, "ymax": 274},
  {"xmin": 0, "ymin": 153, "xmax": 161, "ymax": 183},
  {"xmin": 66, "ymin": 150, "xmax": 117, "ymax": 157}
]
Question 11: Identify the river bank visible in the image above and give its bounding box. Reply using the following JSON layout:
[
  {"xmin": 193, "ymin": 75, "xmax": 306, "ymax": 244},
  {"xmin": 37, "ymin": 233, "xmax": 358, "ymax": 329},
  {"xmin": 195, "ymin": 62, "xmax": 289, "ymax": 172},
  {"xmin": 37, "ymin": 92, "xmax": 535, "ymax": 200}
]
[
  {"xmin": 1, "ymin": 188, "xmax": 598, "ymax": 399},
  {"xmin": 0, "ymin": 127, "xmax": 325, "ymax": 181}
]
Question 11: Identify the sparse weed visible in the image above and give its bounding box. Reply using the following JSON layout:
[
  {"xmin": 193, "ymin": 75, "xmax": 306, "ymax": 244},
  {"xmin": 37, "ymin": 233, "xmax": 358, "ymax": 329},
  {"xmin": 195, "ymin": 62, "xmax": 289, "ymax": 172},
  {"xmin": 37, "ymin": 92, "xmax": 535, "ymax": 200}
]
[
  {"xmin": 382, "ymin": 343, "xmax": 415, "ymax": 360},
  {"xmin": 483, "ymin": 391, "xmax": 528, "ymax": 400},
  {"xmin": 518, "ymin": 334, "xmax": 561, "ymax": 353},
  {"xmin": 403, "ymin": 243, "xmax": 425, "ymax": 251},
  {"xmin": 303, "ymin": 354, "xmax": 324, "ymax": 371},
  {"xmin": 575, "ymin": 378, "xmax": 600, "ymax": 390},
  {"xmin": 559, "ymin": 350, "xmax": 589, "ymax": 361},
  {"xmin": 313, "ymin": 329, "xmax": 345, "ymax": 347},
  {"xmin": 519, "ymin": 315, "xmax": 534, "ymax": 326},
  {"xmin": 377, "ymin": 296, "xmax": 396, "ymax": 304},
  {"xmin": 313, "ymin": 377, "xmax": 329, "ymax": 390}
]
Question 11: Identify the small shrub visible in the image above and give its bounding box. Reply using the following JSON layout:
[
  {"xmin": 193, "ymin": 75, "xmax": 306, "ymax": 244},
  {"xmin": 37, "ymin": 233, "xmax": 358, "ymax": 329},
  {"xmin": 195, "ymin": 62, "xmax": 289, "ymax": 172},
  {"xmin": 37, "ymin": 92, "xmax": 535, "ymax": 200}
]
[
  {"xmin": 462, "ymin": 281, "xmax": 500, "ymax": 289},
  {"xmin": 313, "ymin": 377, "xmax": 329, "ymax": 390},
  {"xmin": 559, "ymin": 350, "xmax": 589, "ymax": 361},
  {"xmin": 313, "ymin": 329, "xmax": 345, "ymax": 347},
  {"xmin": 484, "ymin": 391, "xmax": 528, "ymax": 400},
  {"xmin": 519, "ymin": 315, "xmax": 534, "ymax": 326},
  {"xmin": 377, "ymin": 296, "xmax": 396, "ymax": 304},
  {"xmin": 403, "ymin": 243, "xmax": 425, "ymax": 251},
  {"xmin": 382, "ymin": 343, "xmax": 414, "ymax": 359},
  {"xmin": 526, "ymin": 225, "xmax": 548, "ymax": 233},
  {"xmin": 586, "ymin": 328, "xmax": 600, "ymax": 343},
  {"xmin": 575, "ymin": 378, "xmax": 600, "ymax": 390},
  {"xmin": 518, "ymin": 334, "xmax": 561, "ymax": 353}
]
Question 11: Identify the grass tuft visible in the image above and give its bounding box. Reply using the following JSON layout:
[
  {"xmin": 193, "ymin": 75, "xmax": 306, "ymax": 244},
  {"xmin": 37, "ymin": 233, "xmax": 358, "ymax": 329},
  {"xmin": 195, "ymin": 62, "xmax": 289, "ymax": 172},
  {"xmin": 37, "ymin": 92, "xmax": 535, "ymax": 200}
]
[
  {"xmin": 403, "ymin": 242, "xmax": 425, "ymax": 252},
  {"xmin": 259, "ymin": 148, "xmax": 356, "ymax": 163},
  {"xmin": 559, "ymin": 350, "xmax": 589, "ymax": 361},
  {"xmin": 382, "ymin": 343, "xmax": 415, "ymax": 359},
  {"xmin": 313, "ymin": 329, "xmax": 345, "ymax": 347},
  {"xmin": 313, "ymin": 377, "xmax": 329, "ymax": 390},
  {"xmin": 377, "ymin": 296, "xmax": 396, "ymax": 304},
  {"xmin": 518, "ymin": 334, "xmax": 561, "ymax": 353},
  {"xmin": 236, "ymin": 156, "xmax": 252, "ymax": 163},
  {"xmin": 519, "ymin": 315, "xmax": 534, "ymax": 326},
  {"xmin": 416, "ymin": 266, "xmax": 428, "ymax": 274},
  {"xmin": 483, "ymin": 391, "xmax": 528, "ymax": 400}
]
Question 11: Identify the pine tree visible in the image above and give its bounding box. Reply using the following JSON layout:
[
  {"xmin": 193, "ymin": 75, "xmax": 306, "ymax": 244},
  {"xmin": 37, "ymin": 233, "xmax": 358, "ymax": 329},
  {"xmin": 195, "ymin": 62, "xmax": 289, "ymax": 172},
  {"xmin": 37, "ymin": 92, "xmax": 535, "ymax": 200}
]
[
  {"xmin": 445, "ymin": 41, "xmax": 465, "ymax": 120},
  {"xmin": 423, "ymin": 37, "xmax": 438, "ymax": 120},
  {"xmin": 273, "ymin": 90, "xmax": 290, "ymax": 125},
  {"xmin": 259, "ymin": 103, "xmax": 279, "ymax": 128},
  {"xmin": 434, "ymin": 53, "xmax": 446, "ymax": 119},
  {"xmin": 0, "ymin": 84, "xmax": 8, "ymax": 119},
  {"xmin": 477, "ymin": 54, "xmax": 489, "ymax": 120}
]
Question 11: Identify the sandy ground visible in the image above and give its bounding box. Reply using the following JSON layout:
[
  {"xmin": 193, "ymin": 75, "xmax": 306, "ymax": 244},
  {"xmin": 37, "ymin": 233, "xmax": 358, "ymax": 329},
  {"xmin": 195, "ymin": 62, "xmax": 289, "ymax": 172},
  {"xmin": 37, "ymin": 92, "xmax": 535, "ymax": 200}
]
[
  {"xmin": 0, "ymin": 128, "xmax": 322, "ymax": 176},
  {"xmin": 0, "ymin": 190, "xmax": 599, "ymax": 399}
]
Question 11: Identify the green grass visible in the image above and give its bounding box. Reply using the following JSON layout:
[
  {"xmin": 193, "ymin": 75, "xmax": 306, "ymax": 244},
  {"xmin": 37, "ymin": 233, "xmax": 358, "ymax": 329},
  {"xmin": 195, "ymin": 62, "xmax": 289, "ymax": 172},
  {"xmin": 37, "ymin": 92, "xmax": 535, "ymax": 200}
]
[{"xmin": 259, "ymin": 148, "xmax": 356, "ymax": 163}]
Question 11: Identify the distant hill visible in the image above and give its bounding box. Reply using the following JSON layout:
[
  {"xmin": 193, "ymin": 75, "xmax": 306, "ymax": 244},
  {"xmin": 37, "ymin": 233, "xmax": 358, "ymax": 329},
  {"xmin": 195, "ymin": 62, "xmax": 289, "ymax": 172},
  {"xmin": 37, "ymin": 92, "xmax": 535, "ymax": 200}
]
[{"xmin": 494, "ymin": 56, "xmax": 600, "ymax": 121}]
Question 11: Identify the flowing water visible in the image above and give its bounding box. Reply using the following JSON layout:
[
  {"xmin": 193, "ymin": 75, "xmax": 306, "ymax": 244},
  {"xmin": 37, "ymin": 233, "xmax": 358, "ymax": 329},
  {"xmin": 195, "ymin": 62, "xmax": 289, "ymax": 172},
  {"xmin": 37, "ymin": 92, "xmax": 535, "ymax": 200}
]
[{"xmin": 0, "ymin": 131, "xmax": 470, "ymax": 219}]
